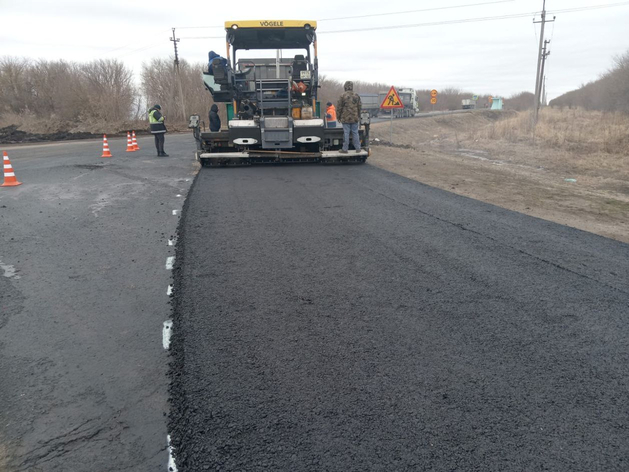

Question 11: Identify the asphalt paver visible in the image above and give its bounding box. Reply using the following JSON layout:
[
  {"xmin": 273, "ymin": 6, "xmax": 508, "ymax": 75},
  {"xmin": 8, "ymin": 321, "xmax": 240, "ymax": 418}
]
[{"xmin": 169, "ymin": 164, "xmax": 629, "ymax": 471}]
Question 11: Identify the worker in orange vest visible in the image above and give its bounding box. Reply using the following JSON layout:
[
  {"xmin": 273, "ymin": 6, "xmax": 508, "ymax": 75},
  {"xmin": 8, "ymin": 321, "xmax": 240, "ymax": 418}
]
[{"xmin": 326, "ymin": 102, "xmax": 337, "ymax": 128}]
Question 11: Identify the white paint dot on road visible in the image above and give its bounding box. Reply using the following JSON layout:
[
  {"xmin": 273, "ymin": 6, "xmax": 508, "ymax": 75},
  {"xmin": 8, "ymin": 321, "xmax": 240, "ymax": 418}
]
[
  {"xmin": 167, "ymin": 434, "xmax": 178, "ymax": 471},
  {"xmin": 172, "ymin": 210, "xmax": 179, "ymax": 216},
  {"xmin": 163, "ymin": 320, "xmax": 173, "ymax": 350},
  {"xmin": 166, "ymin": 257, "xmax": 175, "ymax": 270},
  {"xmin": 176, "ymin": 194, "xmax": 182, "ymax": 197},
  {"xmin": 0, "ymin": 261, "xmax": 20, "ymax": 279},
  {"xmin": 167, "ymin": 285, "xmax": 173, "ymax": 296}
]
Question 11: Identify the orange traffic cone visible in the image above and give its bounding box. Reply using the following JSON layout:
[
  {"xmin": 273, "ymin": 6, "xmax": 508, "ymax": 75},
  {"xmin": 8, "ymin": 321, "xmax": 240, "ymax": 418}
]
[
  {"xmin": 132, "ymin": 131, "xmax": 140, "ymax": 151},
  {"xmin": 2, "ymin": 151, "xmax": 22, "ymax": 187},
  {"xmin": 126, "ymin": 131, "xmax": 135, "ymax": 152},
  {"xmin": 101, "ymin": 134, "xmax": 112, "ymax": 158}
]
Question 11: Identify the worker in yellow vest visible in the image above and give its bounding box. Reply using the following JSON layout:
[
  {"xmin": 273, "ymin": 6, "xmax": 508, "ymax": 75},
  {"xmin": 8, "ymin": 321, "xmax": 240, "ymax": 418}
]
[{"xmin": 148, "ymin": 104, "xmax": 168, "ymax": 157}]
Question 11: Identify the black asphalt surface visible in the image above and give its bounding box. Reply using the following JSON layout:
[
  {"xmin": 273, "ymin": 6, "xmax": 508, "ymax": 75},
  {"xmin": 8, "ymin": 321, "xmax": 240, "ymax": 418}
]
[
  {"xmin": 0, "ymin": 133, "xmax": 197, "ymax": 471},
  {"xmin": 169, "ymin": 164, "xmax": 629, "ymax": 471}
]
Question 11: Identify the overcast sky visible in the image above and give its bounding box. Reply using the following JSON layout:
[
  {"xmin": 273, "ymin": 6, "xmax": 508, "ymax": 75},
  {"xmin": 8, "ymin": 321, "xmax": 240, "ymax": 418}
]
[{"xmin": 2, "ymin": 0, "xmax": 628, "ymax": 99}]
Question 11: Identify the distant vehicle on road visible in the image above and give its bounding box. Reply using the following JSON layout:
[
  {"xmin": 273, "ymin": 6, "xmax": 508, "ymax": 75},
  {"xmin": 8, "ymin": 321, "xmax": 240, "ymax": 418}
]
[
  {"xmin": 462, "ymin": 99, "xmax": 476, "ymax": 110},
  {"xmin": 358, "ymin": 93, "xmax": 381, "ymax": 118}
]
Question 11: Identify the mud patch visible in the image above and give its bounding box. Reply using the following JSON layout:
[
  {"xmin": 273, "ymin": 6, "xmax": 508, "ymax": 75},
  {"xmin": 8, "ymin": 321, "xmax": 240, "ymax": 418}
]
[{"xmin": 73, "ymin": 164, "xmax": 106, "ymax": 170}]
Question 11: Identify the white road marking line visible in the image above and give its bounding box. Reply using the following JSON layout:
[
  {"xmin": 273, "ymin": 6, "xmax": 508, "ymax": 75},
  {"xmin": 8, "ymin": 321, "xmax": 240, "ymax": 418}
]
[
  {"xmin": 167, "ymin": 434, "xmax": 178, "ymax": 471},
  {"xmin": 166, "ymin": 256, "xmax": 175, "ymax": 270},
  {"xmin": 0, "ymin": 261, "xmax": 20, "ymax": 279},
  {"xmin": 167, "ymin": 285, "xmax": 173, "ymax": 296},
  {"xmin": 163, "ymin": 320, "xmax": 173, "ymax": 350},
  {"xmin": 168, "ymin": 239, "xmax": 174, "ymax": 246},
  {"xmin": 172, "ymin": 210, "xmax": 179, "ymax": 216},
  {"xmin": 176, "ymin": 194, "xmax": 182, "ymax": 197}
]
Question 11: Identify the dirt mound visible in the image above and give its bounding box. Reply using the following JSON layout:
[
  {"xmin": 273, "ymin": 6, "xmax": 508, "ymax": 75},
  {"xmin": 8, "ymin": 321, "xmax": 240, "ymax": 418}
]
[{"xmin": 0, "ymin": 125, "xmax": 101, "ymax": 144}]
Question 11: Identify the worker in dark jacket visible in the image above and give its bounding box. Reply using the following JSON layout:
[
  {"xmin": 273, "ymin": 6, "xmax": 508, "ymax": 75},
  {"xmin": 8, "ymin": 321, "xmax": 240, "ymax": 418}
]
[
  {"xmin": 148, "ymin": 104, "xmax": 168, "ymax": 157},
  {"xmin": 208, "ymin": 51, "xmax": 228, "ymax": 75},
  {"xmin": 336, "ymin": 81, "xmax": 362, "ymax": 153},
  {"xmin": 209, "ymin": 104, "xmax": 221, "ymax": 132}
]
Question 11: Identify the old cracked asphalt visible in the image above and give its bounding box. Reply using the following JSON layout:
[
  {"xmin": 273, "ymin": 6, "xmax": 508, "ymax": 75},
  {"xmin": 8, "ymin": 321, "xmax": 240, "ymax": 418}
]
[
  {"xmin": 0, "ymin": 133, "xmax": 197, "ymax": 471},
  {"xmin": 169, "ymin": 164, "xmax": 629, "ymax": 471}
]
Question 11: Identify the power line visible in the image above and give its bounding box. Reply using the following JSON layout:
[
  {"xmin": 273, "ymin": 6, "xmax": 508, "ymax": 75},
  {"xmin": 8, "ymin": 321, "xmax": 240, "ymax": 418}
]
[
  {"xmin": 117, "ymin": 43, "xmax": 165, "ymax": 58},
  {"xmin": 318, "ymin": 11, "xmax": 538, "ymax": 34},
  {"xmin": 179, "ymin": 13, "xmax": 536, "ymax": 39},
  {"xmin": 317, "ymin": 0, "xmax": 515, "ymax": 21},
  {"xmin": 174, "ymin": 0, "xmax": 516, "ymax": 30},
  {"xmin": 101, "ymin": 29, "xmax": 171, "ymax": 56},
  {"xmin": 175, "ymin": 0, "xmax": 629, "ymax": 35},
  {"xmin": 547, "ymin": 1, "xmax": 629, "ymax": 15},
  {"xmin": 318, "ymin": 1, "xmax": 629, "ymax": 35}
]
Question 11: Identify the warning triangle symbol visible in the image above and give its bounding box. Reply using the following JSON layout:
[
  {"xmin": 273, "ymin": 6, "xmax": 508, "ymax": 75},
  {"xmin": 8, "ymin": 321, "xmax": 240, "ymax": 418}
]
[{"xmin": 380, "ymin": 86, "xmax": 404, "ymax": 109}]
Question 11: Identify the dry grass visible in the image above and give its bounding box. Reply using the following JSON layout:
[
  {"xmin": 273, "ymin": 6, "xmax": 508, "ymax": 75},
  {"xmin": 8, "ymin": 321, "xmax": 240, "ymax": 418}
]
[{"xmin": 476, "ymin": 108, "xmax": 629, "ymax": 155}]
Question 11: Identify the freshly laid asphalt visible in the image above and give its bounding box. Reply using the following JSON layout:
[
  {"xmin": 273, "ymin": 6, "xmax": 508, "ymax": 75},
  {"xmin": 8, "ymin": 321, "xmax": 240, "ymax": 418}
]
[
  {"xmin": 0, "ymin": 133, "xmax": 197, "ymax": 471},
  {"xmin": 169, "ymin": 164, "xmax": 629, "ymax": 471}
]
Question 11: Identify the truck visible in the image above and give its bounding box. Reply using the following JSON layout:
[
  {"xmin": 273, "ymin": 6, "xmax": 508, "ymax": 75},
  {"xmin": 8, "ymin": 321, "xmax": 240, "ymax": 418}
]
[
  {"xmin": 377, "ymin": 88, "xmax": 418, "ymax": 118},
  {"xmin": 189, "ymin": 20, "xmax": 370, "ymax": 167},
  {"xmin": 462, "ymin": 99, "xmax": 476, "ymax": 110},
  {"xmin": 358, "ymin": 93, "xmax": 380, "ymax": 118}
]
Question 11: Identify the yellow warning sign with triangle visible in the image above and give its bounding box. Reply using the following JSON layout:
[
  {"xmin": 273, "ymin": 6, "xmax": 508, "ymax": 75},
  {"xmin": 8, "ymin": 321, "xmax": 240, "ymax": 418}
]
[{"xmin": 380, "ymin": 86, "xmax": 405, "ymax": 109}]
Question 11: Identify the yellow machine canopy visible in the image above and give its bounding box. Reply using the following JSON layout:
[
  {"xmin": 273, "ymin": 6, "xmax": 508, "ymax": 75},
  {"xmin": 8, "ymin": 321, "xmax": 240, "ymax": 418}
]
[{"xmin": 225, "ymin": 20, "xmax": 317, "ymax": 50}]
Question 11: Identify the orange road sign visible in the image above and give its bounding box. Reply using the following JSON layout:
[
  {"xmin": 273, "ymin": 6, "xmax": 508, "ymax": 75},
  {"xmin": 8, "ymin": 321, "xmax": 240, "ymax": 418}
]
[
  {"xmin": 380, "ymin": 86, "xmax": 404, "ymax": 109},
  {"xmin": 430, "ymin": 89, "xmax": 438, "ymax": 97},
  {"xmin": 430, "ymin": 97, "xmax": 437, "ymax": 105}
]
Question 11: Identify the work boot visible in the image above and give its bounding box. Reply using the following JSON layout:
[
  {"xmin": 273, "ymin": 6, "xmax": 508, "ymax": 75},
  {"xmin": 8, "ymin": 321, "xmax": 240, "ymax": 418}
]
[
  {"xmin": 339, "ymin": 149, "xmax": 348, "ymax": 154},
  {"xmin": 161, "ymin": 152, "xmax": 169, "ymax": 157}
]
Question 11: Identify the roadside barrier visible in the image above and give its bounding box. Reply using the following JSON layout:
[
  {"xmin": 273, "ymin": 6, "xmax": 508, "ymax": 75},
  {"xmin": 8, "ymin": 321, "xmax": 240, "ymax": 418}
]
[
  {"xmin": 126, "ymin": 131, "xmax": 135, "ymax": 152},
  {"xmin": 132, "ymin": 131, "xmax": 140, "ymax": 151},
  {"xmin": 101, "ymin": 134, "xmax": 113, "ymax": 158},
  {"xmin": 2, "ymin": 151, "xmax": 22, "ymax": 187}
]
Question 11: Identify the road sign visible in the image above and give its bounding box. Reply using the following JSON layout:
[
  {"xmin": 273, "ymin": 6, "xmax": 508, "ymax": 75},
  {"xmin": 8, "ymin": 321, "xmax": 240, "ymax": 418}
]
[
  {"xmin": 430, "ymin": 97, "xmax": 437, "ymax": 105},
  {"xmin": 380, "ymin": 86, "xmax": 404, "ymax": 109},
  {"xmin": 430, "ymin": 89, "xmax": 438, "ymax": 98},
  {"xmin": 472, "ymin": 95, "xmax": 479, "ymax": 101}
]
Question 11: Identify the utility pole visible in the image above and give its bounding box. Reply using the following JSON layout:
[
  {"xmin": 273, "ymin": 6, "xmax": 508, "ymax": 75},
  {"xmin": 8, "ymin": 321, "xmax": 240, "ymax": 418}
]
[
  {"xmin": 539, "ymin": 41, "xmax": 551, "ymax": 109},
  {"xmin": 542, "ymin": 75, "xmax": 547, "ymax": 107},
  {"xmin": 171, "ymin": 28, "xmax": 187, "ymax": 121},
  {"xmin": 533, "ymin": 0, "xmax": 555, "ymax": 123}
]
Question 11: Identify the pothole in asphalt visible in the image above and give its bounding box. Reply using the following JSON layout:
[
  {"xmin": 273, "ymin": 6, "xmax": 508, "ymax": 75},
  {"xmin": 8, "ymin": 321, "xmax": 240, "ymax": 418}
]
[{"xmin": 74, "ymin": 164, "xmax": 106, "ymax": 170}]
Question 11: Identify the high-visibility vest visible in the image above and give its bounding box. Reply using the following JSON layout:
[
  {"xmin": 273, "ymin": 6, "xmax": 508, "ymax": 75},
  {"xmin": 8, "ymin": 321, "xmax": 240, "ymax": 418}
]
[
  {"xmin": 148, "ymin": 109, "xmax": 164, "ymax": 124},
  {"xmin": 326, "ymin": 105, "xmax": 337, "ymax": 122},
  {"xmin": 148, "ymin": 109, "xmax": 166, "ymax": 133}
]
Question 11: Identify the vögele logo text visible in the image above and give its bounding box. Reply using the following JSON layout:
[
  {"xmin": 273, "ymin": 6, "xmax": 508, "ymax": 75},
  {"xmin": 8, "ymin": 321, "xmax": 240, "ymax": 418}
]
[{"xmin": 260, "ymin": 21, "xmax": 283, "ymax": 27}]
